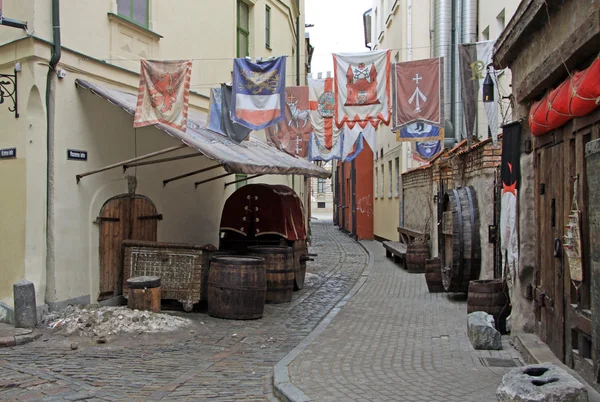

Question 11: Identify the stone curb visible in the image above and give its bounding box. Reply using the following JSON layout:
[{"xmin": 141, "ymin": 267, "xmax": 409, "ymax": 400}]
[
  {"xmin": 0, "ymin": 331, "xmax": 42, "ymax": 348},
  {"xmin": 273, "ymin": 239, "xmax": 375, "ymax": 402}
]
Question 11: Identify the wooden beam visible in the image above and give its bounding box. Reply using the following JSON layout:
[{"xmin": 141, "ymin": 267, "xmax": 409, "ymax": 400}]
[
  {"xmin": 76, "ymin": 144, "xmax": 187, "ymax": 183},
  {"xmin": 516, "ymin": 10, "xmax": 600, "ymax": 103},
  {"xmin": 224, "ymin": 174, "xmax": 264, "ymax": 188},
  {"xmin": 194, "ymin": 172, "xmax": 235, "ymax": 189},
  {"xmin": 123, "ymin": 152, "xmax": 203, "ymax": 171},
  {"xmin": 162, "ymin": 164, "xmax": 223, "ymax": 187}
]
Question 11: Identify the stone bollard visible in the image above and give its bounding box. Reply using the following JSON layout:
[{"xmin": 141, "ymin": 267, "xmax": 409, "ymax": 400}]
[
  {"xmin": 13, "ymin": 280, "xmax": 37, "ymax": 328},
  {"xmin": 468, "ymin": 311, "xmax": 502, "ymax": 350},
  {"xmin": 496, "ymin": 363, "xmax": 588, "ymax": 402}
]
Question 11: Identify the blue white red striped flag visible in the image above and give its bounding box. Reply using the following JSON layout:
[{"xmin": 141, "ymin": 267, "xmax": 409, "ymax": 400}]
[{"xmin": 232, "ymin": 56, "xmax": 286, "ymax": 130}]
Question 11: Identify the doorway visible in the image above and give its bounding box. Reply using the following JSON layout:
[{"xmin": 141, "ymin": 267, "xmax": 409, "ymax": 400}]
[{"xmin": 97, "ymin": 195, "xmax": 160, "ymax": 301}]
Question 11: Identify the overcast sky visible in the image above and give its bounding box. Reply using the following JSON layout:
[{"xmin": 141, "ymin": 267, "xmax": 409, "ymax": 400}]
[{"xmin": 305, "ymin": 0, "xmax": 372, "ymax": 75}]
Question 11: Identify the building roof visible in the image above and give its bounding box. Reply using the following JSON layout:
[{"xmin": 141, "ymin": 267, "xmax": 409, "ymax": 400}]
[{"xmin": 75, "ymin": 79, "xmax": 330, "ymax": 179}]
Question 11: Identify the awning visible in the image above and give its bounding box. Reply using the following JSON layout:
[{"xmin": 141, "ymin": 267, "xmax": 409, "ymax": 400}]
[{"xmin": 75, "ymin": 79, "xmax": 330, "ymax": 179}]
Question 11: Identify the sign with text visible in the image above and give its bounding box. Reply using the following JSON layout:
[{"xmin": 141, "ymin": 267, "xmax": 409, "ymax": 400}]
[
  {"xmin": 67, "ymin": 149, "xmax": 88, "ymax": 161},
  {"xmin": 0, "ymin": 147, "xmax": 16, "ymax": 159}
]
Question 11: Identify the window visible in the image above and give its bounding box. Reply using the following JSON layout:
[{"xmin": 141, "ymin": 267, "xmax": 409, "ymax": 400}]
[
  {"xmin": 317, "ymin": 178, "xmax": 326, "ymax": 194},
  {"xmin": 388, "ymin": 161, "xmax": 393, "ymax": 198},
  {"xmin": 375, "ymin": 167, "xmax": 378, "ymax": 199},
  {"xmin": 265, "ymin": 6, "xmax": 271, "ymax": 48},
  {"xmin": 317, "ymin": 202, "xmax": 326, "ymax": 209},
  {"xmin": 395, "ymin": 157, "xmax": 400, "ymax": 197},
  {"xmin": 237, "ymin": 1, "xmax": 250, "ymax": 57},
  {"xmin": 235, "ymin": 173, "xmax": 248, "ymax": 190},
  {"xmin": 381, "ymin": 164, "xmax": 385, "ymax": 198},
  {"xmin": 496, "ymin": 9, "xmax": 506, "ymax": 38},
  {"xmin": 117, "ymin": 0, "xmax": 149, "ymax": 27},
  {"xmin": 482, "ymin": 26, "xmax": 490, "ymax": 41}
]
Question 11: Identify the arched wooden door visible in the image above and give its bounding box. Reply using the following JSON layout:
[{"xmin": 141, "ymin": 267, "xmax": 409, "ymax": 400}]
[{"xmin": 97, "ymin": 195, "xmax": 160, "ymax": 301}]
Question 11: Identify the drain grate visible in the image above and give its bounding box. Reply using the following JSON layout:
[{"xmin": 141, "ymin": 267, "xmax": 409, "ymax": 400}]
[{"xmin": 479, "ymin": 357, "xmax": 523, "ymax": 367}]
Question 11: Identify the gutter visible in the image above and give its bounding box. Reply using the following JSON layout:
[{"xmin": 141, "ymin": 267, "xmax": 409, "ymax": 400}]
[{"xmin": 45, "ymin": 0, "xmax": 61, "ymax": 306}]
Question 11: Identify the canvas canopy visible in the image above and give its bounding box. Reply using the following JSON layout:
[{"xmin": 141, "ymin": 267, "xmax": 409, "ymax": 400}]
[
  {"xmin": 75, "ymin": 79, "xmax": 330, "ymax": 179},
  {"xmin": 220, "ymin": 184, "xmax": 306, "ymax": 241}
]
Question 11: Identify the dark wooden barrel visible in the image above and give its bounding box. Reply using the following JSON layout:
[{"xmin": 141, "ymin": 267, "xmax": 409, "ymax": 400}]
[
  {"xmin": 467, "ymin": 279, "xmax": 511, "ymax": 333},
  {"xmin": 127, "ymin": 276, "xmax": 161, "ymax": 313},
  {"xmin": 248, "ymin": 246, "xmax": 294, "ymax": 304},
  {"xmin": 207, "ymin": 256, "xmax": 266, "ymax": 319},
  {"xmin": 441, "ymin": 186, "xmax": 481, "ymax": 292},
  {"xmin": 202, "ymin": 250, "xmax": 238, "ymax": 301},
  {"xmin": 425, "ymin": 258, "xmax": 444, "ymax": 293},
  {"xmin": 292, "ymin": 240, "xmax": 308, "ymax": 290},
  {"xmin": 405, "ymin": 243, "xmax": 429, "ymax": 273}
]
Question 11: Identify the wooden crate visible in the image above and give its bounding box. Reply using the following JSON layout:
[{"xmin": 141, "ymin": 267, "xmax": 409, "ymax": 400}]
[{"xmin": 122, "ymin": 240, "xmax": 214, "ymax": 311}]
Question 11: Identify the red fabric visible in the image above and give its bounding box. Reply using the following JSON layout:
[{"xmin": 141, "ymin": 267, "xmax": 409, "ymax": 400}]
[
  {"xmin": 220, "ymin": 184, "xmax": 306, "ymax": 241},
  {"xmin": 530, "ymin": 58, "xmax": 600, "ymax": 136}
]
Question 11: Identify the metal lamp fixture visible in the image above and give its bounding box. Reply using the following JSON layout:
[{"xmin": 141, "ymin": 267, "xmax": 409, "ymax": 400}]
[{"xmin": 482, "ymin": 67, "xmax": 494, "ymax": 103}]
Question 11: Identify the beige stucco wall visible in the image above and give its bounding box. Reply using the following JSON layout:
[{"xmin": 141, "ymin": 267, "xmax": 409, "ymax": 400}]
[
  {"xmin": 371, "ymin": 0, "xmax": 431, "ymax": 241},
  {"xmin": 0, "ymin": 0, "xmax": 306, "ymax": 309}
]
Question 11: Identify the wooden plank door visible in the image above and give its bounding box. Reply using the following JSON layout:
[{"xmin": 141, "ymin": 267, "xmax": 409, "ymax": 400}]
[
  {"xmin": 536, "ymin": 143, "xmax": 566, "ymax": 361},
  {"xmin": 98, "ymin": 197, "xmax": 130, "ymax": 301},
  {"xmin": 98, "ymin": 195, "xmax": 158, "ymax": 301}
]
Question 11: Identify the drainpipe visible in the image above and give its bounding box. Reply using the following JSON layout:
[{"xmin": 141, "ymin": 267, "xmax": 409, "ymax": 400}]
[
  {"xmin": 296, "ymin": 14, "xmax": 300, "ymax": 86},
  {"xmin": 45, "ymin": 0, "xmax": 61, "ymax": 306}
]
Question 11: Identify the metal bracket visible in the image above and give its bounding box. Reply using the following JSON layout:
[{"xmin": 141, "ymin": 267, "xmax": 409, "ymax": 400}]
[{"xmin": 0, "ymin": 69, "xmax": 19, "ymax": 118}]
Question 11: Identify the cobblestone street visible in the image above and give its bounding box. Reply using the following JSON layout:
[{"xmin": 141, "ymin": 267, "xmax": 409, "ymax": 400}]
[
  {"xmin": 286, "ymin": 240, "xmax": 524, "ymax": 402},
  {"xmin": 0, "ymin": 221, "xmax": 368, "ymax": 401}
]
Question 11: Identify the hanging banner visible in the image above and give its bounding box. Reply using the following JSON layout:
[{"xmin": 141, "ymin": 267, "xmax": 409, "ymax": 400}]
[
  {"xmin": 134, "ymin": 59, "xmax": 192, "ymax": 132},
  {"xmin": 392, "ymin": 57, "xmax": 443, "ymax": 130},
  {"xmin": 397, "ymin": 122, "xmax": 442, "ymax": 142},
  {"xmin": 232, "ymin": 56, "xmax": 286, "ymax": 130},
  {"xmin": 308, "ymin": 132, "xmax": 344, "ymax": 162},
  {"xmin": 459, "ymin": 40, "xmax": 499, "ymax": 145},
  {"xmin": 265, "ymin": 87, "xmax": 312, "ymax": 158},
  {"xmin": 343, "ymin": 133, "xmax": 364, "ymax": 162},
  {"xmin": 220, "ymin": 84, "xmax": 252, "ymax": 143},
  {"xmin": 500, "ymin": 122, "xmax": 521, "ymax": 282},
  {"xmin": 207, "ymin": 88, "xmax": 225, "ymax": 135},
  {"xmin": 413, "ymin": 141, "xmax": 442, "ymax": 162},
  {"xmin": 308, "ymin": 77, "xmax": 343, "ymax": 151},
  {"xmin": 332, "ymin": 49, "xmax": 392, "ymax": 129}
]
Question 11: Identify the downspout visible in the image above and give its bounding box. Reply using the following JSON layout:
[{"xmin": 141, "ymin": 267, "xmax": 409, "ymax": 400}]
[
  {"xmin": 296, "ymin": 15, "xmax": 300, "ymax": 86},
  {"xmin": 46, "ymin": 0, "xmax": 61, "ymax": 306}
]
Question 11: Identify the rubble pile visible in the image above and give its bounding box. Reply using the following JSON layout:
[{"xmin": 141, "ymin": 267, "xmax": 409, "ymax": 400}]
[{"xmin": 42, "ymin": 305, "xmax": 191, "ymax": 338}]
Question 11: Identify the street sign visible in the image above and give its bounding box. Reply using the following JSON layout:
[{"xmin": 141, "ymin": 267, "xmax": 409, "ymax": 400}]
[
  {"xmin": 0, "ymin": 147, "xmax": 16, "ymax": 159},
  {"xmin": 67, "ymin": 149, "xmax": 88, "ymax": 161}
]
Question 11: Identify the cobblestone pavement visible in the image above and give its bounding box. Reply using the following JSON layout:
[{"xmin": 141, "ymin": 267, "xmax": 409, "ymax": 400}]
[
  {"xmin": 287, "ymin": 241, "xmax": 524, "ymax": 402},
  {"xmin": 0, "ymin": 221, "xmax": 367, "ymax": 401}
]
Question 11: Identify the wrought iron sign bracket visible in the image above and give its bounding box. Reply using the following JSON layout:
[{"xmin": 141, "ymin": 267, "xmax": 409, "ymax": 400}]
[{"xmin": 0, "ymin": 69, "xmax": 19, "ymax": 118}]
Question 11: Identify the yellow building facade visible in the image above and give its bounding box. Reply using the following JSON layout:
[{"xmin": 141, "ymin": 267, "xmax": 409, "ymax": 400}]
[{"xmin": 0, "ymin": 0, "xmax": 309, "ymax": 319}]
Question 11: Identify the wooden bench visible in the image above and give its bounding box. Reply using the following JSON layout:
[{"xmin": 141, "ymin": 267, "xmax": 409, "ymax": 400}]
[{"xmin": 383, "ymin": 226, "xmax": 430, "ymax": 266}]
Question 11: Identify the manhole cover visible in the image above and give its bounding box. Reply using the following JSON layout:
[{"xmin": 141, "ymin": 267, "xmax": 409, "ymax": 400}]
[{"xmin": 479, "ymin": 357, "xmax": 523, "ymax": 367}]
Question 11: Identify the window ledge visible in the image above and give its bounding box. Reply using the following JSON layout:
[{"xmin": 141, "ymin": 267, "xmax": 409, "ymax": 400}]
[
  {"xmin": 266, "ymin": 45, "xmax": 272, "ymax": 51},
  {"xmin": 107, "ymin": 12, "xmax": 163, "ymax": 39}
]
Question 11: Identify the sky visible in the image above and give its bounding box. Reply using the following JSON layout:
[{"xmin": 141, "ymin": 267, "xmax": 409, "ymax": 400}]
[{"xmin": 305, "ymin": 0, "xmax": 372, "ymax": 75}]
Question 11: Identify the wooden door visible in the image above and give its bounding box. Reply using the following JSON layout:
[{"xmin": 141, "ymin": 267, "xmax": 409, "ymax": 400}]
[
  {"xmin": 98, "ymin": 195, "xmax": 158, "ymax": 301},
  {"xmin": 536, "ymin": 143, "xmax": 565, "ymax": 360}
]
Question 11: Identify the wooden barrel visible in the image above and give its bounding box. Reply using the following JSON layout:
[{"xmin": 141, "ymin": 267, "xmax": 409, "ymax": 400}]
[
  {"xmin": 467, "ymin": 279, "xmax": 511, "ymax": 333},
  {"xmin": 292, "ymin": 240, "xmax": 308, "ymax": 290},
  {"xmin": 248, "ymin": 246, "xmax": 294, "ymax": 304},
  {"xmin": 405, "ymin": 244, "xmax": 429, "ymax": 273},
  {"xmin": 202, "ymin": 250, "xmax": 237, "ymax": 301},
  {"xmin": 425, "ymin": 258, "xmax": 444, "ymax": 293},
  {"xmin": 207, "ymin": 256, "xmax": 266, "ymax": 319},
  {"xmin": 127, "ymin": 276, "xmax": 161, "ymax": 313},
  {"xmin": 441, "ymin": 186, "xmax": 481, "ymax": 292}
]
